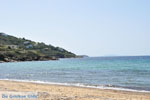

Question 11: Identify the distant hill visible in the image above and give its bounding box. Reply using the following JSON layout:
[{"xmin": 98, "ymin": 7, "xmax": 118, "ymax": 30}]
[{"xmin": 0, "ymin": 32, "xmax": 76, "ymax": 62}]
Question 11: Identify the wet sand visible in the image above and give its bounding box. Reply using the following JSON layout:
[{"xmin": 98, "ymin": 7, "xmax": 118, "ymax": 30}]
[{"xmin": 0, "ymin": 80, "xmax": 150, "ymax": 100}]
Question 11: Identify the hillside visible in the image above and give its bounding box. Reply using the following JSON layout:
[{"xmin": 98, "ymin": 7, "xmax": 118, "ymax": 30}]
[{"xmin": 0, "ymin": 32, "xmax": 76, "ymax": 62}]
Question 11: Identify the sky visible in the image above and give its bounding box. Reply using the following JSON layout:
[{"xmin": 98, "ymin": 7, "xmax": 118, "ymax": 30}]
[{"xmin": 0, "ymin": 0, "xmax": 149, "ymax": 56}]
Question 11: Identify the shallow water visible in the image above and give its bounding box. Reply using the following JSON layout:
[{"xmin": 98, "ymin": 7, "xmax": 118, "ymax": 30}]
[{"xmin": 0, "ymin": 56, "xmax": 150, "ymax": 91}]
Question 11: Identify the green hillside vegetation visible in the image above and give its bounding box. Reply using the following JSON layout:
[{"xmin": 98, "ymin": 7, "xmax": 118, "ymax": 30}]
[{"xmin": 0, "ymin": 33, "xmax": 76, "ymax": 62}]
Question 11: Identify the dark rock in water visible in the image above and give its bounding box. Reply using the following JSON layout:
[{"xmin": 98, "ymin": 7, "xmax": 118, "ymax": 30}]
[
  {"xmin": 51, "ymin": 56, "xmax": 58, "ymax": 60},
  {"xmin": 0, "ymin": 61, "xmax": 4, "ymax": 63},
  {"xmin": 4, "ymin": 58, "xmax": 10, "ymax": 62}
]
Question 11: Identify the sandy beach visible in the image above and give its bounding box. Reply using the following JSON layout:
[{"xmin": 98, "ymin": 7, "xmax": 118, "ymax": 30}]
[{"xmin": 0, "ymin": 80, "xmax": 149, "ymax": 100}]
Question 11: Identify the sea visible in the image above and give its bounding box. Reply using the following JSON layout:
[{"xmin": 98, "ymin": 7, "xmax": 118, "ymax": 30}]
[{"xmin": 0, "ymin": 56, "xmax": 150, "ymax": 92}]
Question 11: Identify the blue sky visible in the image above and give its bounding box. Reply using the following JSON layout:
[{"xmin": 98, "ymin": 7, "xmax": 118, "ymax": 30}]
[{"xmin": 0, "ymin": 0, "xmax": 149, "ymax": 56}]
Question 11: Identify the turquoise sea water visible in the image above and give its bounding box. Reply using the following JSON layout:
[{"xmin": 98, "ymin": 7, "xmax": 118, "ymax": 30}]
[{"xmin": 0, "ymin": 56, "xmax": 150, "ymax": 91}]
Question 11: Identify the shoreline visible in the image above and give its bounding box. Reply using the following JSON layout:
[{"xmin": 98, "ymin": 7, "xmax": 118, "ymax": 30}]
[
  {"xmin": 0, "ymin": 59, "xmax": 58, "ymax": 63},
  {"xmin": 0, "ymin": 57, "xmax": 82, "ymax": 63},
  {"xmin": 0, "ymin": 79, "xmax": 150, "ymax": 93},
  {"xmin": 0, "ymin": 59, "xmax": 55, "ymax": 63},
  {"xmin": 0, "ymin": 80, "xmax": 150, "ymax": 100}
]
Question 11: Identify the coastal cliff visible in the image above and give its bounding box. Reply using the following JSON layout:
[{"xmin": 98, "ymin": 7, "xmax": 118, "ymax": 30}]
[{"xmin": 0, "ymin": 33, "xmax": 76, "ymax": 62}]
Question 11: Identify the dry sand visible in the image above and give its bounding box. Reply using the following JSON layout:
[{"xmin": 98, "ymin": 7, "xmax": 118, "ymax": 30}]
[{"xmin": 0, "ymin": 80, "xmax": 150, "ymax": 100}]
